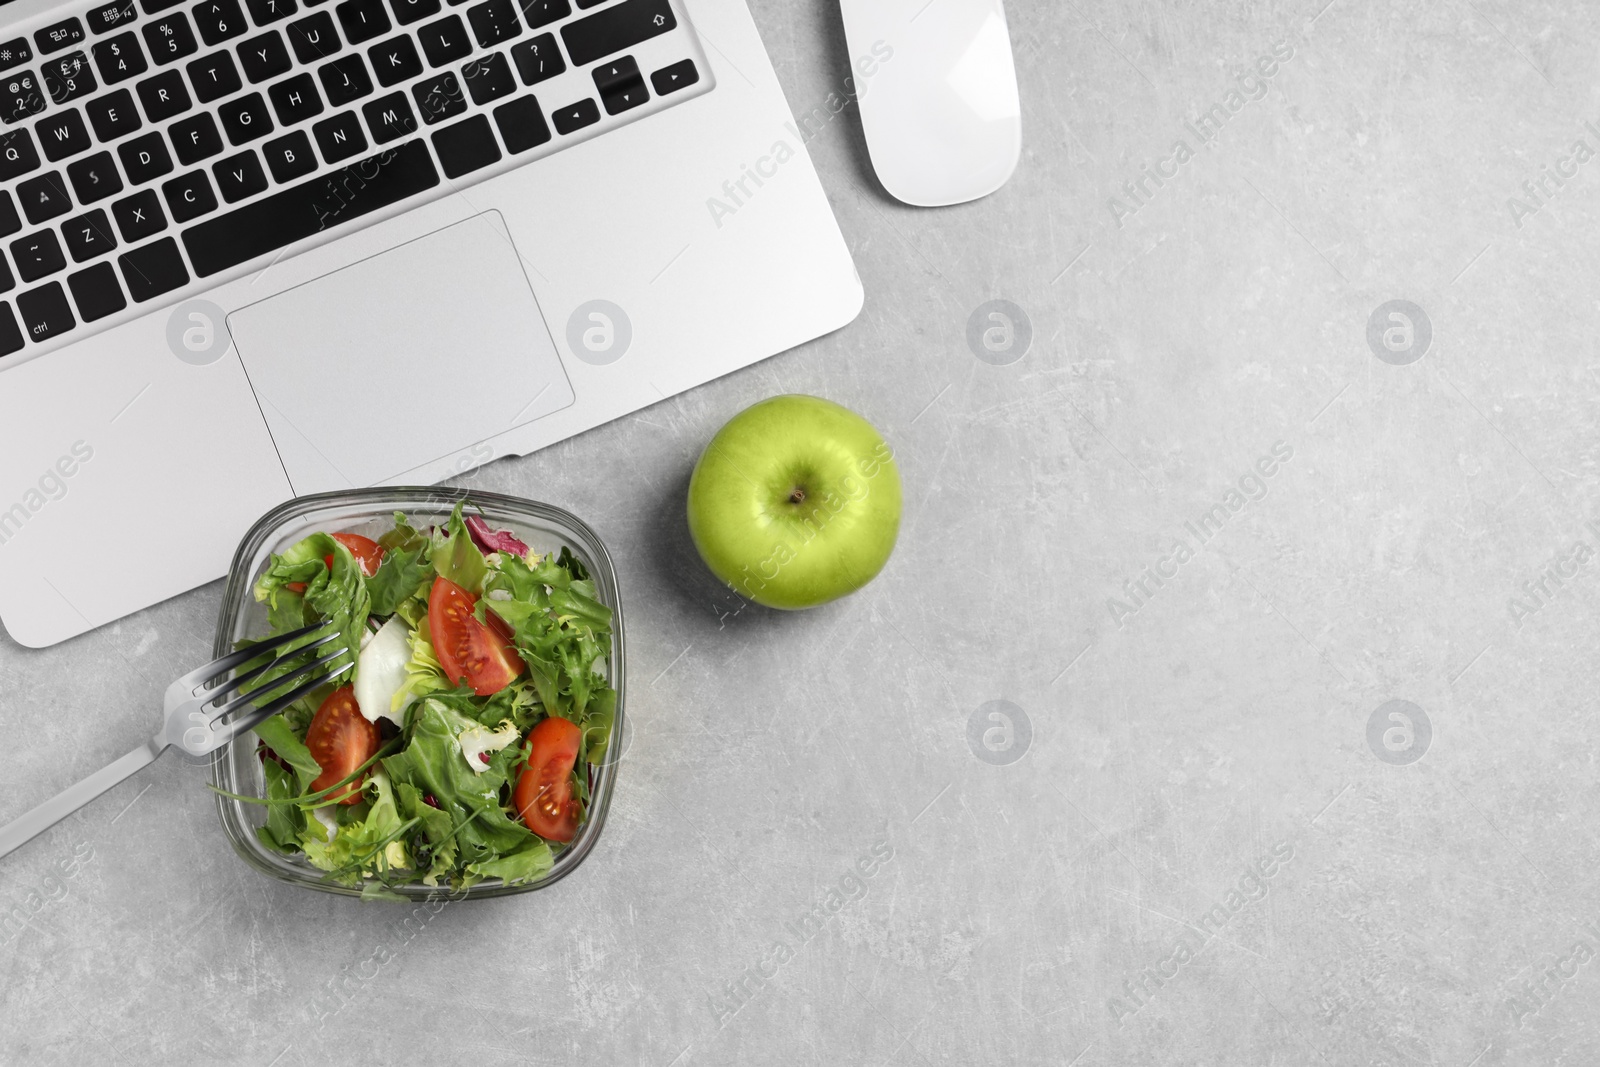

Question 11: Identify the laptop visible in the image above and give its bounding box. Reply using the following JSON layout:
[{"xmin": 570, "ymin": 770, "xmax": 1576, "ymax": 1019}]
[{"xmin": 0, "ymin": 0, "xmax": 862, "ymax": 647}]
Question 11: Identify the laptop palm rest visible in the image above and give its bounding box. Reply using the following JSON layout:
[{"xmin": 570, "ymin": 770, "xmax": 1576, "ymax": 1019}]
[{"xmin": 227, "ymin": 210, "xmax": 575, "ymax": 497}]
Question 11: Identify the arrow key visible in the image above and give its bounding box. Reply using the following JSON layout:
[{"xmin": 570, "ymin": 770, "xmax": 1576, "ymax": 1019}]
[{"xmin": 649, "ymin": 57, "xmax": 695, "ymax": 96}]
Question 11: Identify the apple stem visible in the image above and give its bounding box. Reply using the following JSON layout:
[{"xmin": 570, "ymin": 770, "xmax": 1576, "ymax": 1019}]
[{"xmin": 788, "ymin": 488, "xmax": 806, "ymax": 504}]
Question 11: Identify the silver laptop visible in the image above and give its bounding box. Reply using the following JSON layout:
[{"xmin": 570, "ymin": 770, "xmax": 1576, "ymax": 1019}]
[{"xmin": 0, "ymin": 0, "xmax": 861, "ymax": 647}]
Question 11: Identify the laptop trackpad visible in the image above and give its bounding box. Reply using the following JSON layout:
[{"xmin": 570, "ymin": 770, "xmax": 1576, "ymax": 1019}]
[{"xmin": 228, "ymin": 211, "xmax": 575, "ymax": 497}]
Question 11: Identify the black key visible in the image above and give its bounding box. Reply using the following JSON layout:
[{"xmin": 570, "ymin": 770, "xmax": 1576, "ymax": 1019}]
[
  {"xmin": 17, "ymin": 172, "xmax": 72, "ymax": 224},
  {"xmin": 140, "ymin": 0, "xmax": 186, "ymax": 14},
  {"xmin": 118, "ymin": 131, "xmax": 172, "ymax": 181},
  {"xmin": 561, "ymin": 0, "xmax": 671, "ymax": 67},
  {"xmin": 246, "ymin": 0, "xmax": 299, "ymax": 26},
  {"xmin": 136, "ymin": 68, "xmax": 191, "ymax": 119},
  {"xmin": 335, "ymin": 0, "xmax": 391, "ymax": 44},
  {"xmin": 219, "ymin": 91, "xmax": 273, "ymax": 143},
  {"xmin": 11, "ymin": 230, "xmax": 65, "ymax": 281},
  {"xmin": 118, "ymin": 235, "xmax": 187, "ymax": 300},
  {"xmin": 169, "ymin": 111, "xmax": 223, "ymax": 162},
  {"xmin": 36, "ymin": 20, "xmax": 87, "ymax": 57},
  {"xmin": 212, "ymin": 149, "xmax": 267, "ymax": 201},
  {"xmin": 261, "ymin": 128, "xmax": 315, "ymax": 180},
  {"xmin": 42, "ymin": 51, "xmax": 97, "ymax": 103},
  {"xmin": 0, "ymin": 192, "xmax": 19, "ymax": 237},
  {"xmin": 163, "ymin": 169, "xmax": 217, "ymax": 220},
  {"xmin": 37, "ymin": 110, "xmax": 92, "ymax": 161},
  {"xmin": 142, "ymin": 13, "xmax": 198, "ymax": 64},
  {"xmin": 591, "ymin": 54, "xmax": 633, "ymax": 91},
  {"xmin": 67, "ymin": 151, "xmax": 123, "ymax": 203},
  {"xmin": 461, "ymin": 51, "xmax": 512, "ymax": 104},
  {"xmin": 491, "ymin": 93, "xmax": 546, "ymax": 152},
  {"xmin": 91, "ymin": 32, "xmax": 147, "ymax": 83},
  {"xmin": 311, "ymin": 108, "xmax": 365, "ymax": 161},
  {"xmin": 517, "ymin": 0, "xmax": 567, "ymax": 30},
  {"xmin": 111, "ymin": 188, "xmax": 166, "ymax": 241},
  {"xmin": 0, "ymin": 304, "xmax": 21, "ymax": 353},
  {"xmin": 268, "ymin": 71, "xmax": 322, "ymax": 123},
  {"xmin": 510, "ymin": 33, "xmax": 560, "ymax": 85},
  {"xmin": 390, "ymin": 0, "xmax": 440, "ymax": 25},
  {"xmin": 0, "ymin": 129, "xmax": 40, "ymax": 180},
  {"xmin": 319, "ymin": 53, "xmax": 371, "ymax": 104},
  {"xmin": 87, "ymin": 88, "xmax": 143, "ymax": 140},
  {"xmin": 549, "ymin": 96, "xmax": 595, "ymax": 134},
  {"xmin": 89, "ymin": 2, "xmax": 140, "ymax": 36},
  {"xmin": 0, "ymin": 258, "xmax": 12, "ymax": 293},
  {"xmin": 193, "ymin": 0, "xmax": 249, "ymax": 44},
  {"xmin": 649, "ymin": 57, "xmax": 694, "ymax": 95},
  {"xmin": 418, "ymin": 15, "xmax": 470, "ymax": 66},
  {"xmin": 62, "ymin": 208, "xmax": 118, "ymax": 261},
  {"xmin": 185, "ymin": 51, "xmax": 240, "ymax": 101},
  {"xmin": 467, "ymin": 0, "xmax": 519, "ymax": 47},
  {"xmin": 286, "ymin": 12, "xmax": 340, "ymax": 63},
  {"xmin": 430, "ymin": 112, "xmax": 496, "ymax": 177},
  {"xmin": 0, "ymin": 40, "xmax": 33, "ymax": 74},
  {"xmin": 237, "ymin": 29, "xmax": 291, "ymax": 81},
  {"xmin": 0, "ymin": 70, "xmax": 46, "ymax": 122},
  {"xmin": 16, "ymin": 283, "xmax": 75, "ymax": 342},
  {"xmin": 411, "ymin": 71, "xmax": 463, "ymax": 123},
  {"xmin": 368, "ymin": 36, "xmax": 420, "ymax": 86},
  {"xmin": 67, "ymin": 261, "xmax": 125, "ymax": 320},
  {"xmin": 598, "ymin": 72, "xmax": 643, "ymax": 114},
  {"xmin": 361, "ymin": 90, "xmax": 413, "ymax": 142},
  {"xmin": 574, "ymin": 0, "xmax": 603, "ymax": 7},
  {"xmin": 182, "ymin": 138, "xmax": 437, "ymax": 275}
]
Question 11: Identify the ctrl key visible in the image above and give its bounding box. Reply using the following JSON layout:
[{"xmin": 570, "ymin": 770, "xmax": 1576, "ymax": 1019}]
[{"xmin": 16, "ymin": 281, "xmax": 75, "ymax": 342}]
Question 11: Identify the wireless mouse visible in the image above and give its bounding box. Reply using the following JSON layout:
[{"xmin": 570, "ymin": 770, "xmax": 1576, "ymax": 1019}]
[{"xmin": 838, "ymin": 0, "xmax": 1021, "ymax": 207}]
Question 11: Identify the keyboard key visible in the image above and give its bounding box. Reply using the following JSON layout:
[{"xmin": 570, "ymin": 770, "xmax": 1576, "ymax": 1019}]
[
  {"xmin": 261, "ymin": 128, "xmax": 315, "ymax": 180},
  {"xmin": 319, "ymin": 53, "xmax": 372, "ymax": 104},
  {"xmin": 517, "ymin": 0, "xmax": 568, "ymax": 30},
  {"xmin": 219, "ymin": 91, "xmax": 273, "ymax": 143},
  {"xmin": 467, "ymin": 0, "xmax": 520, "ymax": 47},
  {"xmin": 238, "ymin": 30, "xmax": 291, "ymax": 81},
  {"xmin": 88, "ymin": 2, "xmax": 140, "ymax": 36},
  {"xmin": 38, "ymin": 111, "xmax": 92, "ymax": 161},
  {"xmin": 390, "ymin": 0, "xmax": 441, "ymax": 26},
  {"xmin": 136, "ymin": 67, "xmax": 190, "ymax": 119},
  {"xmin": 561, "ymin": 0, "xmax": 670, "ymax": 67},
  {"xmin": 67, "ymin": 152, "xmax": 123, "ymax": 203},
  {"xmin": 591, "ymin": 54, "xmax": 633, "ymax": 92},
  {"xmin": 139, "ymin": 0, "xmax": 186, "ymax": 14},
  {"xmin": 119, "ymin": 235, "xmax": 188, "ymax": 299},
  {"xmin": 163, "ymin": 170, "xmax": 217, "ymax": 221},
  {"xmin": 411, "ymin": 71, "xmax": 463, "ymax": 123},
  {"xmin": 118, "ymin": 130, "xmax": 172, "ymax": 181},
  {"xmin": 170, "ymin": 111, "xmax": 223, "ymax": 162},
  {"xmin": 68, "ymin": 261, "xmax": 126, "ymax": 320},
  {"xmin": 18, "ymin": 172, "xmax": 72, "ymax": 224},
  {"xmin": 418, "ymin": 15, "xmax": 471, "ymax": 66},
  {"xmin": 268, "ymin": 71, "xmax": 323, "ymax": 123},
  {"xmin": 0, "ymin": 257, "xmax": 11, "ymax": 293},
  {"xmin": 311, "ymin": 108, "xmax": 365, "ymax": 161},
  {"xmin": 62, "ymin": 208, "xmax": 118, "ymax": 261},
  {"xmin": 0, "ymin": 128, "xmax": 40, "ymax": 180},
  {"xmin": 491, "ymin": 93, "xmax": 546, "ymax": 152},
  {"xmin": 246, "ymin": 0, "xmax": 300, "ymax": 26},
  {"xmin": 369, "ymin": 37, "xmax": 420, "ymax": 86},
  {"xmin": 361, "ymin": 91, "xmax": 414, "ymax": 142},
  {"xmin": 0, "ymin": 303, "xmax": 21, "ymax": 354},
  {"xmin": 16, "ymin": 283, "xmax": 75, "ymax": 342},
  {"xmin": 143, "ymin": 13, "xmax": 198, "ymax": 64},
  {"xmin": 36, "ymin": 20, "xmax": 87, "ymax": 57},
  {"xmin": 649, "ymin": 57, "xmax": 694, "ymax": 96},
  {"xmin": 0, "ymin": 191, "xmax": 19, "ymax": 237},
  {"xmin": 286, "ymin": 12, "xmax": 340, "ymax": 63},
  {"xmin": 0, "ymin": 40, "xmax": 33, "ymax": 75},
  {"xmin": 549, "ymin": 96, "xmax": 595, "ymax": 134},
  {"xmin": 186, "ymin": 51, "xmax": 241, "ymax": 101},
  {"xmin": 430, "ymin": 112, "xmax": 497, "ymax": 177},
  {"xmin": 574, "ymin": 0, "xmax": 603, "ymax": 7},
  {"xmin": 12, "ymin": 231, "xmax": 65, "ymax": 281},
  {"xmin": 87, "ymin": 88, "xmax": 143, "ymax": 140},
  {"xmin": 183, "ymin": 138, "xmax": 436, "ymax": 275},
  {"xmin": 509, "ymin": 33, "xmax": 560, "ymax": 85},
  {"xmin": 42, "ymin": 52, "xmax": 97, "ymax": 104},
  {"xmin": 91, "ymin": 32, "xmax": 147, "ymax": 83},
  {"xmin": 335, "ymin": 0, "xmax": 391, "ymax": 45},
  {"xmin": 111, "ymin": 188, "xmax": 166, "ymax": 241},
  {"xmin": 213, "ymin": 149, "xmax": 267, "ymax": 201},
  {"xmin": 0, "ymin": 71, "xmax": 46, "ymax": 122},
  {"xmin": 461, "ymin": 51, "xmax": 512, "ymax": 104},
  {"xmin": 598, "ymin": 72, "xmax": 644, "ymax": 114},
  {"xmin": 193, "ymin": 0, "xmax": 249, "ymax": 45}
]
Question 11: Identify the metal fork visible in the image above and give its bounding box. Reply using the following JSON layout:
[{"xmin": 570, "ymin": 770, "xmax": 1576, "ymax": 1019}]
[{"xmin": 0, "ymin": 624, "xmax": 351, "ymax": 861}]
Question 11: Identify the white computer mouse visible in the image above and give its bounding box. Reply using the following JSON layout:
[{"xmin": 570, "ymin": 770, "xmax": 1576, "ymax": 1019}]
[{"xmin": 839, "ymin": 0, "xmax": 1021, "ymax": 207}]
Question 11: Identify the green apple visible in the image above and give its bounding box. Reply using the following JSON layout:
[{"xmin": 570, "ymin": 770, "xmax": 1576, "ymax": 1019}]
[{"xmin": 688, "ymin": 395, "xmax": 902, "ymax": 609}]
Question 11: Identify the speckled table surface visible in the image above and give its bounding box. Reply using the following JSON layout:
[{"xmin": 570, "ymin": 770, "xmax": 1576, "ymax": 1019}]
[{"xmin": 5, "ymin": 1, "xmax": 1600, "ymax": 1064}]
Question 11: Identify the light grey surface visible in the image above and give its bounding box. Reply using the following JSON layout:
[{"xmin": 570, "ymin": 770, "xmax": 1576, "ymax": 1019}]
[{"xmin": 3, "ymin": 1, "xmax": 1598, "ymax": 1063}]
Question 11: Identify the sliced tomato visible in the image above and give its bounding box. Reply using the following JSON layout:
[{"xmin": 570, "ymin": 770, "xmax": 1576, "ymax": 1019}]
[
  {"xmin": 428, "ymin": 576, "xmax": 524, "ymax": 696},
  {"xmin": 513, "ymin": 716, "xmax": 583, "ymax": 842},
  {"xmin": 306, "ymin": 685, "xmax": 380, "ymax": 806},
  {"xmin": 287, "ymin": 532, "xmax": 386, "ymax": 594}
]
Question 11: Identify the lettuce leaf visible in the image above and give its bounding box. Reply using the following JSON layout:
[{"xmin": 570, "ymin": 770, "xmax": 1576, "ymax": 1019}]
[
  {"xmin": 431, "ymin": 502, "xmax": 488, "ymax": 593},
  {"xmin": 252, "ymin": 531, "xmax": 371, "ymax": 684}
]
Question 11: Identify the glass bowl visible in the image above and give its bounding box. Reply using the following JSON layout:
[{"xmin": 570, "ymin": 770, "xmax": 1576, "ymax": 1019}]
[{"xmin": 209, "ymin": 487, "xmax": 626, "ymax": 900}]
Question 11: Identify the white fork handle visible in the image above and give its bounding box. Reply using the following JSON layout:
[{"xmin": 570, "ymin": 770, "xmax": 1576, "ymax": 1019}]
[{"xmin": 0, "ymin": 739, "xmax": 164, "ymax": 860}]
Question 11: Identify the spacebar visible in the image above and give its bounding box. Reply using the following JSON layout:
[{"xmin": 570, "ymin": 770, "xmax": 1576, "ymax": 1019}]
[{"xmin": 182, "ymin": 140, "xmax": 440, "ymax": 278}]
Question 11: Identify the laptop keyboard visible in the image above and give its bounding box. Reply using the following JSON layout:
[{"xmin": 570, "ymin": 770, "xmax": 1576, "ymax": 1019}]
[{"xmin": 0, "ymin": 0, "xmax": 709, "ymax": 361}]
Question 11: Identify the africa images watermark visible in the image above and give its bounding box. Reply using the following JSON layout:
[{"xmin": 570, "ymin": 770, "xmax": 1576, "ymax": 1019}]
[
  {"xmin": 1504, "ymin": 518, "xmax": 1600, "ymax": 630},
  {"xmin": 1, "ymin": 840, "xmax": 95, "ymax": 947},
  {"xmin": 1500, "ymin": 922, "xmax": 1600, "ymax": 1032},
  {"xmin": 1504, "ymin": 118, "xmax": 1600, "ymax": 229},
  {"xmin": 0, "ymin": 440, "xmax": 95, "ymax": 547}
]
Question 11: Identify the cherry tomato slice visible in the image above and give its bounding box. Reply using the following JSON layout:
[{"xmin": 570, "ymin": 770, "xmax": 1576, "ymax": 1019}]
[
  {"xmin": 513, "ymin": 716, "xmax": 583, "ymax": 842},
  {"xmin": 306, "ymin": 685, "xmax": 380, "ymax": 806},
  {"xmin": 287, "ymin": 532, "xmax": 385, "ymax": 594},
  {"xmin": 427, "ymin": 576, "xmax": 524, "ymax": 696}
]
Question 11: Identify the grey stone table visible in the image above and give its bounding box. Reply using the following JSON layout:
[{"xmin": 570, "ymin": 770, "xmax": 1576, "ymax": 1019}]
[{"xmin": 4, "ymin": 1, "xmax": 1598, "ymax": 1063}]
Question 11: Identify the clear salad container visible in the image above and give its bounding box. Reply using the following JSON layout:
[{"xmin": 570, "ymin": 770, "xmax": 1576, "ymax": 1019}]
[{"xmin": 209, "ymin": 487, "xmax": 626, "ymax": 900}]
